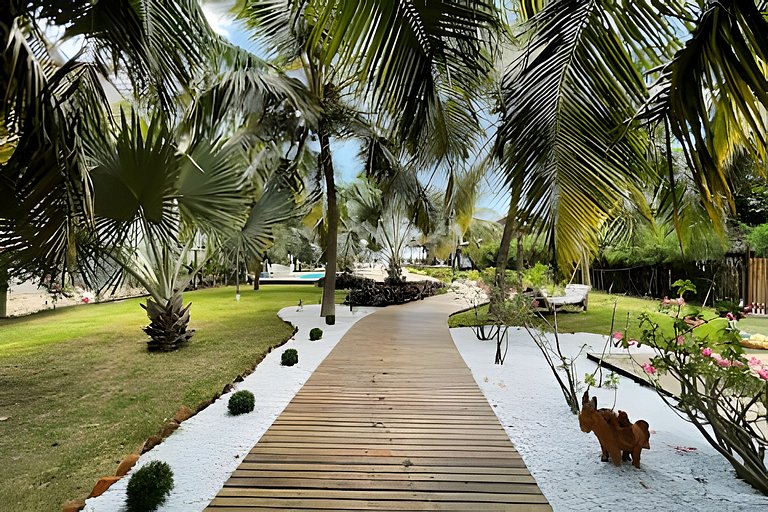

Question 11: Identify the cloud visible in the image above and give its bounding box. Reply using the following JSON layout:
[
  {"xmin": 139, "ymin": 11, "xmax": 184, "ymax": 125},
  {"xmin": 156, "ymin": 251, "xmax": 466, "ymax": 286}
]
[{"xmin": 201, "ymin": 0, "xmax": 236, "ymax": 37}]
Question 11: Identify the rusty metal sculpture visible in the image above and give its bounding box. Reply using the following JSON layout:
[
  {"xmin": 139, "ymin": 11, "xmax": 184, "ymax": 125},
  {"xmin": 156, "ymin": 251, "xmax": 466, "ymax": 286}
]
[{"xmin": 578, "ymin": 391, "xmax": 651, "ymax": 468}]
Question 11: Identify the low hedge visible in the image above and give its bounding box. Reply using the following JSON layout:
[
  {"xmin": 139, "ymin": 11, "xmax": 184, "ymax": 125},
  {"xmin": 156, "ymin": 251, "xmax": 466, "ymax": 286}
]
[{"xmin": 346, "ymin": 280, "xmax": 444, "ymax": 307}]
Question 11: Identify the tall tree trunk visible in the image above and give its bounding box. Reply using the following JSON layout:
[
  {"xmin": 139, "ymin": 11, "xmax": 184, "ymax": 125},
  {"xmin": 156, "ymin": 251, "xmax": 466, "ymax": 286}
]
[
  {"xmin": 491, "ymin": 205, "xmax": 517, "ymax": 314},
  {"xmin": 0, "ymin": 267, "xmax": 8, "ymax": 318},
  {"xmin": 491, "ymin": 183, "xmax": 522, "ymax": 313},
  {"xmin": 319, "ymin": 130, "xmax": 337, "ymax": 324},
  {"xmin": 253, "ymin": 258, "xmax": 261, "ymax": 291}
]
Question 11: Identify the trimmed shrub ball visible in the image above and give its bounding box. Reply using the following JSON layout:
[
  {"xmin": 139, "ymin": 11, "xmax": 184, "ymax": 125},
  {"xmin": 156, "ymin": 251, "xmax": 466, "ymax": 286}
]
[
  {"xmin": 281, "ymin": 348, "xmax": 298, "ymax": 366},
  {"xmin": 309, "ymin": 327, "xmax": 323, "ymax": 341},
  {"xmin": 126, "ymin": 460, "xmax": 174, "ymax": 512},
  {"xmin": 228, "ymin": 390, "xmax": 255, "ymax": 415}
]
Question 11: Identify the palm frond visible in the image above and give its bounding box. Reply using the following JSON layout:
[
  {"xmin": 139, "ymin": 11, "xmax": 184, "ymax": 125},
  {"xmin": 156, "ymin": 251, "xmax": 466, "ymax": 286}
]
[
  {"xmin": 640, "ymin": 0, "xmax": 768, "ymax": 222},
  {"xmin": 494, "ymin": 0, "xmax": 673, "ymax": 270},
  {"xmin": 242, "ymin": 0, "xmax": 501, "ymax": 160}
]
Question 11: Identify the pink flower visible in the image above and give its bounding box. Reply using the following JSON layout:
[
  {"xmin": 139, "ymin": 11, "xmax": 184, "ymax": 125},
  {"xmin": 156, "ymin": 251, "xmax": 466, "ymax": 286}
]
[
  {"xmin": 675, "ymin": 335, "xmax": 685, "ymax": 345},
  {"xmin": 716, "ymin": 358, "xmax": 732, "ymax": 368},
  {"xmin": 642, "ymin": 363, "xmax": 657, "ymax": 375},
  {"xmin": 627, "ymin": 339, "xmax": 638, "ymax": 347},
  {"xmin": 677, "ymin": 297, "xmax": 686, "ymax": 306},
  {"xmin": 612, "ymin": 331, "xmax": 623, "ymax": 341},
  {"xmin": 748, "ymin": 357, "xmax": 762, "ymax": 368},
  {"xmin": 701, "ymin": 347, "xmax": 713, "ymax": 357},
  {"xmin": 726, "ymin": 312, "xmax": 736, "ymax": 321},
  {"xmin": 758, "ymin": 369, "xmax": 768, "ymax": 381},
  {"xmin": 662, "ymin": 296, "xmax": 671, "ymax": 306}
]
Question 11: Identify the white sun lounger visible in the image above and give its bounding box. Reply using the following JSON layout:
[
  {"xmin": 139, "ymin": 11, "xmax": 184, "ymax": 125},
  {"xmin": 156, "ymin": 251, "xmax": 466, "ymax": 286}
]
[{"xmin": 542, "ymin": 284, "xmax": 591, "ymax": 311}]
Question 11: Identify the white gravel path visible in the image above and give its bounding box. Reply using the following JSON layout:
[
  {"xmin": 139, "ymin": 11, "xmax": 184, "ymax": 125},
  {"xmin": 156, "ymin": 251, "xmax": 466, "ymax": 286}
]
[
  {"xmin": 451, "ymin": 326, "xmax": 768, "ymax": 512},
  {"xmin": 83, "ymin": 304, "xmax": 376, "ymax": 512}
]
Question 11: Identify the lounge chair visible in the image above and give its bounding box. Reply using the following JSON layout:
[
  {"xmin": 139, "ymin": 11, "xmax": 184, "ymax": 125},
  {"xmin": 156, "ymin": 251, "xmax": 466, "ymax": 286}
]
[{"xmin": 541, "ymin": 284, "xmax": 591, "ymax": 312}]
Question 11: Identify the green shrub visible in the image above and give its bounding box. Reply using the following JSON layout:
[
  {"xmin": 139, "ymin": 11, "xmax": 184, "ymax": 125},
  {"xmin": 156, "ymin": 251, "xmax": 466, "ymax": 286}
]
[
  {"xmin": 309, "ymin": 328, "xmax": 323, "ymax": 341},
  {"xmin": 228, "ymin": 390, "xmax": 255, "ymax": 415},
  {"xmin": 281, "ymin": 348, "xmax": 298, "ymax": 366},
  {"xmin": 714, "ymin": 300, "xmax": 745, "ymax": 319},
  {"xmin": 126, "ymin": 461, "xmax": 174, "ymax": 512},
  {"xmin": 346, "ymin": 280, "xmax": 444, "ymax": 306},
  {"xmin": 523, "ymin": 262, "xmax": 550, "ymax": 289}
]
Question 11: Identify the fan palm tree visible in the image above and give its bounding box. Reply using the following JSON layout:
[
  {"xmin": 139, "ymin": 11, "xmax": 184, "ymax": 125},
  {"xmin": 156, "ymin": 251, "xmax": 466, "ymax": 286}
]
[
  {"xmin": 239, "ymin": 0, "xmax": 502, "ymax": 322},
  {"xmin": 87, "ymin": 109, "xmax": 303, "ymax": 350},
  {"xmin": 0, "ymin": 1, "xmax": 226, "ymax": 279}
]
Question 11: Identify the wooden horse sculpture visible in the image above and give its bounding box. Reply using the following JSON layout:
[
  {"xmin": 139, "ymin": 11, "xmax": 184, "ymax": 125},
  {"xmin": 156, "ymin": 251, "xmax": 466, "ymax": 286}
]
[{"xmin": 578, "ymin": 391, "xmax": 651, "ymax": 468}]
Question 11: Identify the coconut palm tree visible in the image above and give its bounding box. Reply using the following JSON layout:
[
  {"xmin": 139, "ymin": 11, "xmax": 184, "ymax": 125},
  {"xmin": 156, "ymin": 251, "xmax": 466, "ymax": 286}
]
[
  {"xmin": 494, "ymin": 0, "xmax": 768, "ymax": 273},
  {"xmin": 239, "ymin": 0, "xmax": 502, "ymax": 322}
]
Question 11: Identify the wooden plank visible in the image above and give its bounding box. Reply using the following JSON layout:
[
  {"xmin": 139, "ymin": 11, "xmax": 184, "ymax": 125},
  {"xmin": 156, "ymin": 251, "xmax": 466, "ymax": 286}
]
[
  {"xmin": 230, "ymin": 470, "xmax": 536, "ymax": 482},
  {"xmin": 205, "ymin": 295, "xmax": 551, "ymax": 511},
  {"xmin": 207, "ymin": 499, "xmax": 550, "ymax": 511},
  {"xmin": 235, "ymin": 463, "xmax": 533, "ymax": 475},
  {"xmin": 213, "ymin": 488, "xmax": 551, "ymax": 503}
]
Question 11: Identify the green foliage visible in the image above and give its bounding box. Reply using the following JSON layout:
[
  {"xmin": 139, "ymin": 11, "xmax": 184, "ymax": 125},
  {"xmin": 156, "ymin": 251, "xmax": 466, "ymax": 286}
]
[
  {"xmin": 126, "ymin": 461, "xmax": 174, "ymax": 512},
  {"xmin": 281, "ymin": 348, "xmax": 299, "ymax": 366},
  {"xmin": 309, "ymin": 328, "xmax": 323, "ymax": 341},
  {"xmin": 347, "ymin": 280, "xmax": 444, "ymax": 307},
  {"xmin": 523, "ymin": 262, "xmax": 550, "ymax": 290},
  {"xmin": 629, "ymin": 297, "xmax": 768, "ymax": 495},
  {"xmin": 714, "ymin": 300, "xmax": 744, "ymax": 319},
  {"xmin": 746, "ymin": 223, "xmax": 768, "ymax": 257},
  {"xmin": 227, "ymin": 390, "xmax": 255, "ymax": 416},
  {"xmin": 671, "ymin": 279, "xmax": 696, "ymax": 299}
]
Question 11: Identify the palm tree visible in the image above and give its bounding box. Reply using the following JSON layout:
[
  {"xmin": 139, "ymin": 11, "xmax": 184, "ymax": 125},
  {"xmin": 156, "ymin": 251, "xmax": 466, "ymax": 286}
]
[
  {"xmin": 240, "ymin": 0, "xmax": 502, "ymax": 323},
  {"xmin": 344, "ymin": 173, "xmax": 437, "ymax": 282},
  {"xmin": 494, "ymin": 0, "xmax": 768, "ymax": 274},
  {"xmin": 0, "ymin": 1, "xmax": 225, "ymax": 281},
  {"xmin": 87, "ymin": 109, "xmax": 304, "ymax": 350}
]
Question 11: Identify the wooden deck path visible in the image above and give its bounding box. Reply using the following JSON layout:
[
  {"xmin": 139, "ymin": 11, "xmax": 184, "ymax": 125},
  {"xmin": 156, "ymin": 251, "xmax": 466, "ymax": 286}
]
[{"xmin": 206, "ymin": 295, "xmax": 551, "ymax": 511}]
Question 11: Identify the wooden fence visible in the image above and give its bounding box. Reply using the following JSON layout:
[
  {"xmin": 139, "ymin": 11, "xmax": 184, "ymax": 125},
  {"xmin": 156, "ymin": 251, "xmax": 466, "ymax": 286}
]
[{"xmin": 748, "ymin": 257, "xmax": 768, "ymax": 315}]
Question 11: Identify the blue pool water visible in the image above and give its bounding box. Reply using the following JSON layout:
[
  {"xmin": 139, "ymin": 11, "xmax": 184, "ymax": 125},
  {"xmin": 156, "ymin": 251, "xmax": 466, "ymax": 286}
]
[{"xmin": 298, "ymin": 273, "xmax": 325, "ymax": 279}]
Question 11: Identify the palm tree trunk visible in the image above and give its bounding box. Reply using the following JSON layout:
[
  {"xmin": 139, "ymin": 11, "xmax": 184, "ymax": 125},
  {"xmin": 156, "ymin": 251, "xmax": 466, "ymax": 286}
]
[
  {"xmin": 491, "ymin": 183, "xmax": 522, "ymax": 313},
  {"xmin": 319, "ymin": 129, "xmax": 337, "ymax": 324},
  {"xmin": 0, "ymin": 267, "xmax": 8, "ymax": 318},
  {"xmin": 491, "ymin": 206, "xmax": 517, "ymax": 314},
  {"xmin": 253, "ymin": 258, "xmax": 261, "ymax": 290}
]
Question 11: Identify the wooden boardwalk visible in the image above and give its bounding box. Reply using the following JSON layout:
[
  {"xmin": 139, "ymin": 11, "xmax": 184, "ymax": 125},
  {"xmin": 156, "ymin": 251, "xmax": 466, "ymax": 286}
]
[{"xmin": 206, "ymin": 295, "xmax": 551, "ymax": 511}]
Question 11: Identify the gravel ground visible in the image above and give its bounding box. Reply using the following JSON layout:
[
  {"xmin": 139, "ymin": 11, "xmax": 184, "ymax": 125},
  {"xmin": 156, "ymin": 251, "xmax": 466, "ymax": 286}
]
[{"xmin": 451, "ymin": 326, "xmax": 768, "ymax": 512}]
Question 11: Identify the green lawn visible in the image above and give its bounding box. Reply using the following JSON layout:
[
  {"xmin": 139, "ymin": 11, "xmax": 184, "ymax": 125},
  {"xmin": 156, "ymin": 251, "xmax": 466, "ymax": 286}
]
[
  {"xmin": 448, "ymin": 290, "xmax": 760, "ymax": 341},
  {"xmin": 0, "ymin": 285, "xmax": 340, "ymax": 511}
]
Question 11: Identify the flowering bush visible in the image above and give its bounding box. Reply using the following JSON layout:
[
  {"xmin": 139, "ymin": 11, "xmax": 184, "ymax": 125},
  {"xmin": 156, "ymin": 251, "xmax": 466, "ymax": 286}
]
[{"xmin": 623, "ymin": 281, "xmax": 768, "ymax": 495}]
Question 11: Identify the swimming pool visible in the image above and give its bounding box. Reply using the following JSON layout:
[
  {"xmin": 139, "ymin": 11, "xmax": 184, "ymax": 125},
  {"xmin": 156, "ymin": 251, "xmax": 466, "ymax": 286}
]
[{"xmin": 298, "ymin": 272, "xmax": 325, "ymax": 279}]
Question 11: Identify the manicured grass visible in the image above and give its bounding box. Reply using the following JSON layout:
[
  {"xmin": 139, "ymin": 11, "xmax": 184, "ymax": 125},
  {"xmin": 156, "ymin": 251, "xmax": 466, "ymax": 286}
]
[
  {"xmin": 733, "ymin": 314, "xmax": 768, "ymax": 336},
  {"xmin": 449, "ymin": 290, "xmax": 732, "ymax": 341},
  {"xmin": 0, "ymin": 285, "xmax": 341, "ymax": 511}
]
